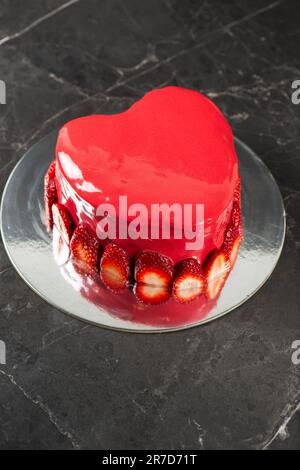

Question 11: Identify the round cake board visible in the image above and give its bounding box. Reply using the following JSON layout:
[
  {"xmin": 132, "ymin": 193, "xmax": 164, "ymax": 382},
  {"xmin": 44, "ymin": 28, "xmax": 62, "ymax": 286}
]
[{"xmin": 0, "ymin": 131, "xmax": 286, "ymax": 333}]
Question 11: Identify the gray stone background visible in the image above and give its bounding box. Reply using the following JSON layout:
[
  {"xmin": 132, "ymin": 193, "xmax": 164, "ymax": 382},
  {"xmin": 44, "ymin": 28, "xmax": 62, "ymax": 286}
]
[{"xmin": 0, "ymin": 0, "xmax": 299, "ymax": 450}]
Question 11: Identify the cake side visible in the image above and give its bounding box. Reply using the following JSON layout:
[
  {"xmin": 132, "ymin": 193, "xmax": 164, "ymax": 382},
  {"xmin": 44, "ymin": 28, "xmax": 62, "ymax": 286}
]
[{"xmin": 55, "ymin": 164, "xmax": 235, "ymax": 264}]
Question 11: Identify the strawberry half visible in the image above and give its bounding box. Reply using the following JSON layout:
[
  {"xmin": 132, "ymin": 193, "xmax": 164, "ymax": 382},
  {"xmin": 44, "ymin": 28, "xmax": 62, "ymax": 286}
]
[
  {"xmin": 227, "ymin": 236, "xmax": 242, "ymax": 267},
  {"xmin": 231, "ymin": 201, "xmax": 242, "ymax": 229},
  {"xmin": 44, "ymin": 160, "xmax": 57, "ymax": 231},
  {"xmin": 134, "ymin": 283, "xmax": 170, "ymax": 305},
  {"xmin": 233, "ymin": 177, "xmax": 241, "ymax": 203},
  {"xmin": 222, "ymin": 224, "xmax": 242, "ymax": 268},
  {"xmin": 172, "ymin": 258, "xmax": 205, "ymax": 303},
  {"xmin": 70, "ymin": 224, "xmax": 101, "ymax": 275},
  {"xmin": 134, "ymin": 250, "xmax": 174, "ymax": 287},
  {"xmin": 100, "ymin": 243, "xmax": 131, "ymax": 291},
  {"xmin": 52, "ymin": 225, "xmax": 70, "ymax": 266},
  {"xmin": 46, "ymin": 160, "xmax": 56, "ymax": 180},
  {"xmin": 203, "ymin": 249, "xmax": 230, "ymax": 300},
  {"xmin": 52, "ymin": 203, "xmax": 74, "ymax": 244}
]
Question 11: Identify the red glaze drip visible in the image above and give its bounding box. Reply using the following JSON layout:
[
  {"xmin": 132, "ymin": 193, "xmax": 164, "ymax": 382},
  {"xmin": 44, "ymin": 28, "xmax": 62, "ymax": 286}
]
[{"xmin": 55, "ymin": 86, "xmax": 239, "ymax": 263}]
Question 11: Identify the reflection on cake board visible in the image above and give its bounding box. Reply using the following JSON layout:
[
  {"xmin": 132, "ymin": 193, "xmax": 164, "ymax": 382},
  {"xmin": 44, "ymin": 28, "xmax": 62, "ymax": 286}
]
[{"xmin": 0, "ymin": 131, "xmax": 286, "ymax": 332}]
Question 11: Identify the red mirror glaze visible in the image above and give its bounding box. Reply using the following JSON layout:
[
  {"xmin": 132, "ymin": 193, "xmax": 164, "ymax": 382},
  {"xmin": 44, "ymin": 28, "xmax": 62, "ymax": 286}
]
[{"xmin": 55, "ymin": 86, "xmax": 239, "ymax": 263}]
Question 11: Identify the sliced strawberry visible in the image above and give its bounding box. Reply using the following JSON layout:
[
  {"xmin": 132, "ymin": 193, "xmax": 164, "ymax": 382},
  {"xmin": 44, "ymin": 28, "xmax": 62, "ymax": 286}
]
[
  {"xmin": 172, "ymin": 258, "xmax": 205, "ymax": 303},
  {"xmin": 203, "ymin": 249, "xmax": 230, "ymax": 300},
  {"xmin": 231, "ymin": 201, "xmax": 242, "ymax": 229},
  {"xmin": 70, "ymin": 224, "xmax": 101, "ymax": 274},
  {"xmin": 52, "ymin": 203, "xmax": 74, "ymax": 244},
  {"xmin": 100, "ymin": 243, "xmax": 131, "ymax": 291},
  {"xmin": 46, "ymin": 160, "xmax": 56, "ymax": 180},
  {"xmin": 134, "ymin": 250, "xmax": 173, "ymax": 287},
  {"xmin": 233, "ymin": 177, "xmax": 241, "ymax": 203},
  {"xmin": 222, "ymin": 223, "xmax": 243, "ymax": 268},
  {"xmin": 45, "ymin": 179, "xmax": 57, "ymax": 231},
  {"xmin": 227, "ymin": 236, "xmax": 242, "ymax": 267},
  {"xmin": 223, "ymin": 224, "xmax": 238, "ymax": 252},
  {"xmin": 44, "ymin": 160, "xmax": 57, "ymax": 231},
  {"xmin": 134, "ymin": 283, "xmax": 170, "ymax": 305},
  {"xmin": 52, "ymin": 225, "xmax": 70, "ymax": 266}
]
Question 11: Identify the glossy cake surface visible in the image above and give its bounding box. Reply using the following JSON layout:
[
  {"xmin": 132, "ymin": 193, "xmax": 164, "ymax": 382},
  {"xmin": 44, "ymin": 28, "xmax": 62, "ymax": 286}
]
[{"xmin": 55, "ymin": 86, "xmax": 239, "ymax": 263}]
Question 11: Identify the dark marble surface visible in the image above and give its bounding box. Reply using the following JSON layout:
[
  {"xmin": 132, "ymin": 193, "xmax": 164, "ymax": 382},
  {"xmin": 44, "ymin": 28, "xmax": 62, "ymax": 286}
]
[{"xmin": 0, "ymin": 0, "xmax": 299, "ymax": 450}]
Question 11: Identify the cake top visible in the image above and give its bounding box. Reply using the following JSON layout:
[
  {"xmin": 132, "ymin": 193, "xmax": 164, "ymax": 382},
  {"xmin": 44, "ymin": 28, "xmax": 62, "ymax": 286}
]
[{"xmin": 56, "ymin": 86, "xmax": 238, "ymax": 225}]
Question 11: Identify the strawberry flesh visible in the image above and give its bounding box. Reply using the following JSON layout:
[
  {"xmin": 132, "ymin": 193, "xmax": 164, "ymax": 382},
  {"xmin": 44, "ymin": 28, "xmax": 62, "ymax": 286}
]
[
  {"xmin": 44, "ymin": 160, "xmax": 57, "ymax": 231},
  {"xmin": 135, "ymin": 250, "xmax": 173, "ymax": 287},
  {"xmin": 203, "ymin": 249, "xmax": 230, "ymax": 300},
  {"xmin": 100, "ymin": 243, "xmax": 131, "ymax": 291},
  {"xmin": 134, "ymin": 283, "xmax": 170, "ymax": 305},
  {"xmin": 52, "ymin": 225, "xmax": 70, "ymax": 266},
  {"xmin": 172, "ymin": 258, "xmax": 205, "ymax": 303},
  {"xmin": 222, "ymin": 220, "xmax": 243, "ymax": 268},
  {"xmin": 52, "ymin": 203, "xmax": 74, "ymax": 244},
  {"xmin": 227, "ymin": 236, "xmax": 242, "ymax": 267},
  {"xmin": 70, "ymin": 224, "xmax": 101, "ymax": 275}
]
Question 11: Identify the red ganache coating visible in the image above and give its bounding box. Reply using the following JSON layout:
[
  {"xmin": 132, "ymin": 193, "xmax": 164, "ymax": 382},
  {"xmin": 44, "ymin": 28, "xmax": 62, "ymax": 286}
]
[{"xmin": 55, "ymin": 86, "xmax": 239, "ymax": 263}]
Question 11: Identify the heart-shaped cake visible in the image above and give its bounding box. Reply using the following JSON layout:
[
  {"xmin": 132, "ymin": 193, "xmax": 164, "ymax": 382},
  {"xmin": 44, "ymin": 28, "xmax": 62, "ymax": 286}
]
[{"xmin": 45, "ymin": 86, "xmax": 242, "ymax": 304}]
